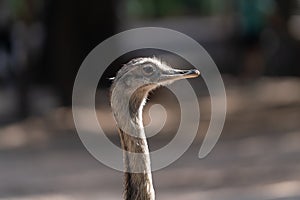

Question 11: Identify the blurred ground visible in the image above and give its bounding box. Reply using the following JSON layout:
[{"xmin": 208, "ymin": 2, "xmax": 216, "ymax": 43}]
[{"xmin": 0, "ymin": 77, "xmax": 300, "ymax": 200}]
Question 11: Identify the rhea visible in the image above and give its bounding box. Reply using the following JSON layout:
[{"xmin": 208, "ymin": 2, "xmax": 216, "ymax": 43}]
[{"xmin": 110, "ymin": 57, "xmax": 200, "ymax": 200}]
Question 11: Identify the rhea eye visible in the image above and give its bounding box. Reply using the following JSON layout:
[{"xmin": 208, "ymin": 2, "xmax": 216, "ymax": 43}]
[{"xmin": 142, "ymin": 65, "xmax": 155, "ymax": 75}]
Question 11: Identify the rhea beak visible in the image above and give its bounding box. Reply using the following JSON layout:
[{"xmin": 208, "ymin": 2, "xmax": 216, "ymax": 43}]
[
  {"xmin": 159, "ymin": 69, "xmax": 200, "ymax": 84},
  {"xmin": 175, "ymin": 69, "xmax": 200, "ymax": 79}
]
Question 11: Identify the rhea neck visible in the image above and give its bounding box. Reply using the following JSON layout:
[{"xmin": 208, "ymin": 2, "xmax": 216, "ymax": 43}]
[{"xmin": 111, "ymin": 84, "xmax": 157, "ymax": 200}]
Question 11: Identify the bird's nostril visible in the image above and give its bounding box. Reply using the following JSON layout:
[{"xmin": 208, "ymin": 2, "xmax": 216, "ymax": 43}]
[
  {"xmin": 176, "ymin": 70, "xmax": 189, "ymax": 75},
  {"xmin": 179, "ymin": 69, "xmax": 198, "ymax": 75}
]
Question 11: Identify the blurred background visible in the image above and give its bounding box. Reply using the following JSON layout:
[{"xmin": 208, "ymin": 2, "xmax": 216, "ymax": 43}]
[{"xmin": 1, "ymin": 0, "xmax": 300, "ymax": 199}]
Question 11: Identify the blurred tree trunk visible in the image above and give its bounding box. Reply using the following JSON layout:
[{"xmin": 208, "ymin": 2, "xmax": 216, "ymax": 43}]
[{"xmin": 44, "ymin": 0, "xmax": 117, "ymax": 106}]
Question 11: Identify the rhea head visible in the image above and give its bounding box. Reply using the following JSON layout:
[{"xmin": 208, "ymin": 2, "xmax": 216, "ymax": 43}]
[{"xmin": 110, "ymin": 57, "xmax": 200, "ymax": 136}]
